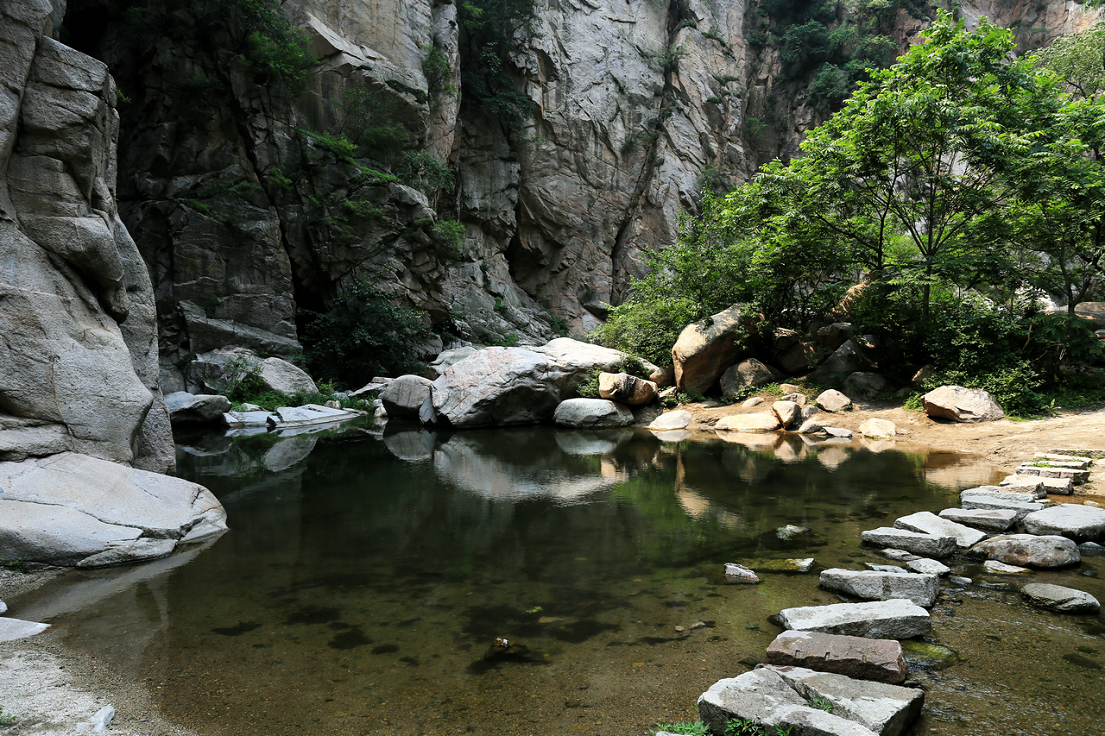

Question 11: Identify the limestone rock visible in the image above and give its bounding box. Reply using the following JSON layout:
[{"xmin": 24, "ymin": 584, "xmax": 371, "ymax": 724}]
[
  {"xmin": 553, "ymin": 399, "xmax": 634, "ymax": 428},
  {"xmin": 772, "ymin": 401, "xmax": 800, "ymax": 429},
  {"xmin": 720, "ymin": 358, "xmax": 779, "ymax": 400},
  {"xmin": 724, "ymin": 563, "xmax": 761, "ymax": 584},
  {"xmin": 672, "ymin": 304, "xmax": 754, "ymax": 395},
  {"xmin": 816, "ymin": 390, "xmax": 853, "ymax": 413},
  {"xmin": 1021, "ymin": 504, "xmax": 1105, "ymax": 543},
  {"xmin": 904, "ymin": 558, "xmax": 950, "ymax": 576},
  {"xmin": 778, "ymin": 599, "xmax": 932, "ymax": 639},
  {"xmin": 894, "ymin": 511, "xmax": 988, "ymax": 548},
  {"xmin": 380, "ymin": 375, "xmax": 435, "ymax": 422},
  {"xmin": 861, "ymin": 528, "xmax": 956, "ymax": 558},
  {"xmin": 972, "ymin": 534, "xmax": 1080, "ymax": 569},
  {"xmin": 0, "ymin": 452, "xmax": 227, "ymax": 567},
  {"xmin": 598, "ymin": 372, "xmax": 658, "ymax": 406},
  {"xmin": 859, "ymin": 418, "xmax": 896, "ymax": 439},
  {"xmin": 921, "ymin": 386, "xmax": 1005, "ymax": 422},
  {"xmin": 1021, "ymin": 583, "xmax": 1100, "ymax": 613},
  {"xmin": 715, "ymin": 413, "xmax": 781, "ymax": 433},
  {"xmin": 764, "ymin": 631, "xmax": 909, "ymax": 684},
  {"xmin": 649, "ymin": 410, "xmax": 692, "ymax": 431},
  {"xmin": 938, "ymin": 507, "xmax": 1016, "ymax": 532},
  {"xmin": 983, "ymin": 560, "xmax": 1030, "ymax": 574},
  {"xmin": 819, "ymin": 568, "xmax": 940, "ymax": 607},
  {"xmin": 188, "ymin": 348, "xmax": 317, "ymax": 397},
  {"xmin": 164, "ymin": 392, "xmax": 231, "ymax": 425}
]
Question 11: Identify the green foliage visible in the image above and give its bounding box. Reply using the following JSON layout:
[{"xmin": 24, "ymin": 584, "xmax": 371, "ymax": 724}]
[
  {"xmin": 0, "ymin": 706, "xmax": 14, "ymax": 726},
  {"xmin": 575, "ymin": 371, "xmax": 602, "ymax": 399},
  {"xmin": 223, "ymin": 353, "xmax": 268, "ymax": 401},
  {"xmin": 400, "ymin": 151, "xmax": 455, "ymax": 196},
  {"xmin": 431, "ymin": 220, "xmax": 466, "ymax": 260},
  {"xmin": 458, "ymin": 0, "xmax": 539, "ymax": 126},
  {"xmin": 654, "ymin": 722, "xmax": 709, "ymax": 735},
  {"xmin": 489, "ymin": 333, "xmax": 520, "ymax": 347},
  {"xmin": 808, "ymin": 697, "xmax": 833, "ymax": 713},
  {"xmin": 422, "ymin": 44, "xmax": 457, "ymax": 97},
  {"xmin": 299, "ymin": 128, "xmax": 359, "ymax": 158},
  {"xmin": 594, "ymin": 294, "xmax": 703, "ymax": 368},
  {"xmin": 725, "ymin": 717, "xmax": 794, "ymax": 736},
  {"xmin": 300, "ymin": 280, "xmax": 430, "ymax": 386},
  {"xmin": 333, "ymin": 88, "xmax": 411, "ymax": 159}
]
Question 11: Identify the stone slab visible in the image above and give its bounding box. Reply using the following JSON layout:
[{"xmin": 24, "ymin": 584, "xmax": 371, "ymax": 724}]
[
  {"xmin": 739, "ymin": 558, "xmax": 816, "ymax": 573},
  {"xmin": 0, "ymin": 617, "xmax": 50, "ymax": 642},
  {"xmin": 1015, "ymin": 465, "xmax": 1089, "ymax": 482},
  {"xmin": 959, "ymin": 494, "xmax": 1043, "ymax": 521},
  {"xmin": 819, "ymin": 569, "xmax": 939, "ymax": 607},
  {"xmin": 938, "ymin": 507, "xmax": 1016, "ymax": 532},
  {"xmin": 894, "ymin": 511, "xmax": 987, "ymax": 548},
  {"xmin": 779, "ymin": 599, "xmax": 932, "ymax": 639},
  {"xmin": 904, "ymin": 558, "xmax": 950, "ymax": 576},
  {"xmin": 962, "ymin": 485, "xmax": 1044, "ymax": 501},
  {"xmin": 765, "ymin": 630, "xmax": 909, "ymax": 684},
  {"xmin": 861, "ymin": 528, "xmax": 956, "ymax": 558},
  {"xmin": 1021, "ymin": 504, "xmax": 1105, "ymax": 543}
]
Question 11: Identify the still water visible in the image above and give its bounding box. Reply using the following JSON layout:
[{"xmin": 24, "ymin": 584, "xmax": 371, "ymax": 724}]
[{"xmin": 17, "ymin": 423, "xmax": 1105, "ymax": 736}]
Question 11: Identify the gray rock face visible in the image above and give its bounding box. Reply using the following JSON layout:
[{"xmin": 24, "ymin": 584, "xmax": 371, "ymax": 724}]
[
  {"xmin": 432, "ymin": 339, "xmax": 626, "ymax": 428},
  {"xmin": 861, "ymin": 527, "xmax": 957, "ymax": 558},
  {"xmin": 765, "ymin": 631, "xmax": 909, "ymax": 684},
  {"xmin": 598, "ymin": 372, "xmax": 658, "ymax": 406},
  {"xmin": 1021, "ymin": 504, "xmax": 1105, "ymax": 543},
  {"xmin": 972, "ymin": 534, "xmax": 1081, "ymax": 569},
  {"xmin": 164, "ymin": 392, "xmax": 231, "ymax": 425},
  {"xmin": 938, "ymin": 507, "xmax": 1017, "ymax": 532},
  {"xmin": 819, "ymin": 569, "xmax": 940, "ymax": 607},
  {"xmin": 720, "ymin": 358, "xmax": 780, "ymax": 400},
  {"xmin": 779, "ymin": 599, "xmax": 932, "ymax": 639},
  {"xmin": 0, "ymin": 3, "xmax": 173, "ymax": 470},
  {"xmin": 0, "ymin": 452, "xmax": 227, "ymax": 567},
  {"xmin": 816, "ymin": 389, "xmax": 853, "ymax": 413},
  {"xmin": 1021, "ymin": 583, "xmax": 1100, "ymax": 613},
  {"xmin": 921, "ymin": 385, "xmax": 1005, "ymax": 422},
  {"xmin": 673, "ymin": 305, "xmax": 754, "ymax": 395},
  {"xmin": 553, "ymin": 399, "xmax": 634, "ymax": 428},
  {"xmin": 894, "ymin": 511, "xmax": 988, "ymax": 549},
  {"xmin": 759, "ymin": 665, "xmax": 925, "ymax": 736},
  {"xmin": 380, "ymin": 375, "xmax": 435, "ymax": 422}
]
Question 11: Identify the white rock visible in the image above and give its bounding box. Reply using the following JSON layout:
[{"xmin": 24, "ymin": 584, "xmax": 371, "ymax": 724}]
[
  {"xmin": 779, "ymin": 599, "xmax": 932, "ymax": 639},
  {"xmin": 715, "ymin": 413, "xmax": 781, "ymax": 433},
  {"xmin": 904, "ymin": 558, "xmax": 950, "ymax": 576},
  {"xmin": 921, "ymin": 385, "xmax": 1004, "ymax": 422},
  {"xmin": 0, "ymin": 617, "xmax": 50, "ymax": 642},
  {"xmin": 553, "ymin": 399, "xmax": 634, "ymax": 428},
  {"xmin": 819, "ymin": 569, "xmax": 940, "ymax": 607},
  {"xmin": 816, "ymin": 389, "xmax": 853, "ymax": 413},
  {"xmin": 894, "ymin": 511, "xmax": 987, "ymax": 548},
  {"xmin": 649, "ymin": 410, "xmax": 692, "ymax": 430},
  {"xmin": 859, "ymin": 418, "xmax": 896, "ymax": 439},
  {"xmin": 983, "ymin": 560, "xmax": 1029, "ymax": 574}
]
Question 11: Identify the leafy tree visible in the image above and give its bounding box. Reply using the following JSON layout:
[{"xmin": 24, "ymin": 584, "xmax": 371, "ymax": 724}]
[{"xmin": 457, "ymin": 0, "xmax": 538, "ymax": 125}]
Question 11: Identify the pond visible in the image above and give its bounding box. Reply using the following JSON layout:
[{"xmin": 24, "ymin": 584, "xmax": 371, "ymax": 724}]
[{"xmin": 16, "ymin": 422, "xmax": 1105, "ymax": 736}]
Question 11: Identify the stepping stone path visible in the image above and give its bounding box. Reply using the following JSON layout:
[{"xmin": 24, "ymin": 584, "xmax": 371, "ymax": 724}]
[{"xmin": 694, "ymin": 446, "xmax": 1103, "ymax": 736}]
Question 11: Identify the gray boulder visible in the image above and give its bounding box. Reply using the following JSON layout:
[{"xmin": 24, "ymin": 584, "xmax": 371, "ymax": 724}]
[
  {"xmin": 1021, "ymin": 504, "xmax": 1105, "ymax": 543},
  {"xmin": 380, "ymin": 375, "xmax": 436, "ymax": 423},
  {"xmin": 778, "ymin": 599, "xmax": 932, "ymax": 639},
  {"xmin": 188, "ymin": 348, "xmax": 318, "ymax": 397},
  {"xmin": 819, "ymin": 569, "xmax": 940, "ymax": 607},
  {"xmin": 0, "ymin": 452, "xmax": 227, "ymax": 567},
  {"xmin": 553, "ymin": 399, "xmax": 634, "ymax": 428},
  {"xmin": 904, "ymin": 558, "xmax": 950, "ymax": 576},
  {"xmin": 861, "ymin": 527, "xmax": 956, "ymax": 558},
  {"xmin": 765, "ymin": 631, "xmax": 909, "ymax": 684},
  {"xmin": 672, "ymin": 304, "xmax": 755, "ymax": 395},
  {"xmin": 720, "ymin": 358, "xmax": 780, "ymax": 400},
  {"xmin": 959, "ymin": 493, "xmax": 1044, "ymax": 521},
  {"xmin": 894, "ymin": 511, "xmax": 987, "ymax": 548},
  {"xmin": 809, "ymin": 339, "xmax": 875, "ymax": 385},
  {"xmin": 972, "ymin": 534, "xmax": 1080, "ymax": 569},
  {"xmin": 816, "ymin": 389, "xmax": 853, "ymax": 413},
  {"xmin": 922, "ymin": 385, "xmax": 1004, "ymax": 422},
  {"xmin": 649, "ymin": 410, "xmax": 692, "ymax": 430},
  {"xmin": 843, "ymin": 372, "xmax": 888, "ymax": 400},
  {"xmin": 1021, "ymin": 583, "xmax": 1100, "ymax": 613},
  {"xmin": 772, "ymin": 400, "xmax": 801, "ymax": 429},
  {"xmin": 598, "ymin": 372, "xmax": 658, "ymax": 406},
  {"xmin": 164, "ymin": 392, "xmax": 231, "ymax": 425}
]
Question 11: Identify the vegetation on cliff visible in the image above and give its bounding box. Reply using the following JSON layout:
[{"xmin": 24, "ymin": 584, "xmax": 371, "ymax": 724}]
[{"xmin": 600, "ymin": 14, "xmax": 1105, "ymax": 415}]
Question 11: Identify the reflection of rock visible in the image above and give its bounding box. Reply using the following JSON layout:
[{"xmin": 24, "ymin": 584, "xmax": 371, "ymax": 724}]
[
  {"xmin": 554, "ymin": 429, "xmax": 631, "ymax": 456},
  {"xmin": 383, "ymin": 427, "xmax": 437, "ymax": 461},
  {"xmin": 815, "ymin": 447, "xmax": 850, "ymax": 470},
  {"xmin": 651, "ymin": 429, "xmax": 690, "ymax": 442},
  {"xmin": 676, "ymin": 486, "xmax": 744, "ymax": 530},
  {"xmin": 261, "ymin": 436, "xmax": 318, "ymax": 472}
]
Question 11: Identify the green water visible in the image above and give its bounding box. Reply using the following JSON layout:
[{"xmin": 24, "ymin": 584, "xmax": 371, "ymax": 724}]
[{"xmin": 18, "ymin": 425, "xmax": 1105, "ymax": 736}]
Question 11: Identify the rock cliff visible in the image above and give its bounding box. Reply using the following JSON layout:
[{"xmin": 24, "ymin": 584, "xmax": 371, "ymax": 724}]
[{"xmin": 0, "ymin": 0, "xmax": 174, "ymax": 472}]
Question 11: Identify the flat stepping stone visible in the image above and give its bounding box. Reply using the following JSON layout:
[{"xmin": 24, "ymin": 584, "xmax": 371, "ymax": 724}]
[
  {"xmin": 905, "ymin": 558, "xmax": 950, "ymax": 576},
  {"xmin": 697, "ymin": 669, "xmax": 883, "ymax": 736},
  {"xmin": 971, "ymin": 534, "xmax": 1080, "ymax": 569},
  {"xmin": 962, "ymin": 485, "xmax": 1043, "ymax": 502},
  {"xmin": 861, "ymin": 527, "xmax": 956, "ymax": 558},
  {"xmin": 1001, "ymin": 475, "xmax": 1074, "ymax": 494},
  {"xmin": 880, "ymin": 549, "xmax": 920, "ymax": 562},
  {"xmin": 983, "ymin": 560, "xmax": 1030, "ymax": 574},
  {"xmin": 0, "ymin": 617, "xmax": 50, "ymax": 642},
  {"xmin": 939, "ymin": 507, "xmax": 1016, "ymax": 532},
  {"xmin": 1021, "ymin": 583, "xmax": 1101, "ymax": 613},
  {"xmin": 724, "ymin": 563, "xmax": 760, "ymax": 584},
  {"xmin": 1033, "ymin": 453, "xmax": 1092, "ymax": 469},
  {"xmin": 959, "ymin": 494, "xmax": 1043, "ymax": 522},
  {"xmin": 894, "ymin": 511, "xmax": 987, "ymax": 548},
  {"xmin": 779, "ymin": 599, "xmax": 932, "ymax": 639},
  {"xmin": 1015, "ymin": 465, "xmax": 1089, "ymax": 482},
  {"xmin": 1048, "ymin": 448, "xmax": 1105, "ymax": 459},
  {"xmin": 765, "ymin": 630, "xmax": 909, "ymax": 684},
  {"xmin": 759, "ymin": 665, "xmax": 925, "ymax": 736},
  {"xmin": 1021, "ymin": 504, "xmax": 1105, "ymax": 543},
  {"xmin": 820, "ymin": 569, "xmax": 939, "ymax": 607}
]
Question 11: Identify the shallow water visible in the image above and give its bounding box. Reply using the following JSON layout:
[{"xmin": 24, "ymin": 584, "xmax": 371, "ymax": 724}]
[{"xmin": 18, "ymin": 424, "xmax": 1105, "ymax": 736}]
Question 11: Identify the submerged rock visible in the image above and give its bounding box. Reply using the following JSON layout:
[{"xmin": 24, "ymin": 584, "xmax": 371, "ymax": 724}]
[
  {"xmin": 899, "ymin": 640, "xmax": 959, "ymax": 670},
  {"xmin": 724, "ymin": 562, "xmax": 761, "ymax": 584},
  {"xmin": 1021, "ymin": 583, "xmax": 1100, "ymax": 613}
]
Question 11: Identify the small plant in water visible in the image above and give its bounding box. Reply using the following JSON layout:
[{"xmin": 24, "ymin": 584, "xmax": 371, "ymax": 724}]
[{"xmin": 654, "ymin": 721, "xmax": 709, "ymax": 735}]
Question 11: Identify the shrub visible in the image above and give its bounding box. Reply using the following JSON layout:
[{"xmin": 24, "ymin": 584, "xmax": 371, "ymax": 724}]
[{"xmin": 594, "ymin": 295, "xmax": 703, "ymax": 368}]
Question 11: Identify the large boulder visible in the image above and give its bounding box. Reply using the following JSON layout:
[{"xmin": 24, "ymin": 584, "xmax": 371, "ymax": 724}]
[
  {"xmin": 921, "ymin": 385, "xmax": 1005, "ymax": 422},
  {"xmin": 380, "ymin": 375, "xmax": 435, "ymax": 423},
  {"xmin": 598, "ymin": 372, "xmax": 658, "ymax": 406},
  {"xmin": 672, "ymin": 304, "xmax": 755, "ymax": 395},
  {"xmin": 720, "ymin": 358, "xmax": 779, "ymax": 400},
  {"xmin": 164, "ymin": 392, "xmax": 231, "ymax": 425},
  {"xmin": 649, "ymin": 410, "xmax": 692, "ymax": 431},
  {"xmin": 0, "ymin": 453, "xmax": 227, "ymax": 567},
  {"xmin": 772, "ymin": 400, "xmax": 801, "ymax": 429},
  {"xmin": 432, "ymin": 339, "xmax": 625, "ymax": 428},
  {"xmin": 972, "ymin": 534, "xmax": 1081, "ymax": 568},
  {"xmin": 187, "ymin": 348, "xmax": 318, "ymax": 397},
  {"xmin": 808, "ymin": 338, "xmax": 875, "ymax": 384},
  {"xmin": 843, "ymin": 372, "xmax": 888, "ymax": 400},
  {"xmin": 553, "ymin": 399, "xmax": 634, "ymax": 428}
]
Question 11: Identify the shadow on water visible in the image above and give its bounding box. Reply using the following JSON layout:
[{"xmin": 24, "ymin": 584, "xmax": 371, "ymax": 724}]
[{"xmin": 13, "ymin": 421, "xmax": 1104, "ymax": 736}]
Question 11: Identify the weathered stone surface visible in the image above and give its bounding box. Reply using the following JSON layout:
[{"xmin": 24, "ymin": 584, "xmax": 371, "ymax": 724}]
[
  {"xmin": 715, "ymin": 413, "xmax": 781, "ymax": 433},
  {"xmin": 1031, "ymin": 453, "xmax": 1092, "ymax": 468},
  {"xmin": 798, "ymin": 418, "xmax": 825, "ymax": 434},
  {"xmin": 269, "ymin": 404, "xmax": 354, "ymax": 428},
  {"xmin": 998, "ymin": 475, "xmax": 1047, "ymax": 494},
  {"xmin": 765, "ymin": 631, "xmax": 909, "ymax": 684},
  {"xmin": 380, "ymin": 375, "xmax": 435, "ymax": 422},
  {"xmin": 672, "ymin": 304, "xmax": 754, "ymax": 395},
  {"xmin": 1021, "ymin": 504, "xmax": 1105, "ymax": 543},
  {"xmin": 1015, "ymin": 464, "xmax": 1089, "ymax": 482},
  {"xmin": 816, "ymin": 389, "xmax": 853, "ymax": 413},
  {"xmin": 773, "ymin": 400, "xmax": 801, "ymax": 429},
  {"xmin": 223, "ymin": 410, "xmax": 275, "ymax": 428},
  {"xmin": 177, "ymin": 301, "xmax": 301, "ymax": 358},
  {"xmin": 964, "ymin": 483, "xmax": 1046, "ymax": 501},
  {"xmin": 188, "ymin": 348, "xmax": 318, "ymax": 397},
  {"xmin": 819, "ymin": 568, "xmax": 940, "ymax": 607},
  {"xmin": 859, "ymin": 418, "xmax": 896, "ymax": 439},
  {"xmin": 164, "ymin": 392, "xmax": 231, "ymax": 425},
  {"xmin": 843, "ymin": 372, "xmax": 888, "ymax": 400},
  {"xmin": 427, "ymin": 347, "xmax": 478, "ymax": 379},
  {"xmin": 553, "ymin": 399, "xmax": 634, "ymax": 428},
  {"xmin": 960, "ymin": 491, "xmax": 1044, "ymax": 521},
  {"xmin": 982, "ymin": 560, "xmax": 1030, "ymax": 574},
  {"xmin": 972, "ymin": 534, "xmax": 1080, "ymax": 569},
  {"xmin": 1021, "ymin": 583, "xmax": 1100, "ymax": 613},
  {"xmin": 649, "ymin": 410, "xmax": 692, "ymax": 431},
  {"xmin": 904, "ymin": 558, "xmax": 950, "ymax": 576},
  {"xmin": 809, "ymin": 339, "xmax": 875, "ymax": 385},
  {"xmin": 598, "ymin": 372, "xmax": 658, "ymax": 406},
  {"xmin": 779, "ymin": 599, "xmax": 932, "ymax": 639},
  {"xmin": 922, "ymin": 385, "xmax": 1005, "ymax": 422},
  {"xmin": 0, "ymin": 618, "xmax": 50, "ymax": 643},
  {"xmin": 861, "ymin": 528, "xmax": 956, "ymax": 558},
  {"xmin": 894, "ymin": 511, "xmax": 987, "ymax": 549},
  {"xmin": 0, "ymin": 452, "xmax": 227, "ymax": 567},
  {"xmin": 759, "ymin": 665, "xmax": 925, "ymax": 736},
  {"xmin": 720, "ymin": 358, "xmax": 779, "ymax": 400},
  {"xmin": 938, "ymin": 507, "xmax": 1016, "ymax": 532},
  {"xmin": 743, "ymin": 397, "xmax": 765, "ymax": 407},
  {"xmin": 724, "ymin": 562, "xmax": 761, "ymax": 584},
  {"xmin": 823, "ymin": 426, "xmax": 853, "ymax": 438},
  {"xmin": 777, "ymin": 340, "xmax": 820, "ymax": 374}
]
